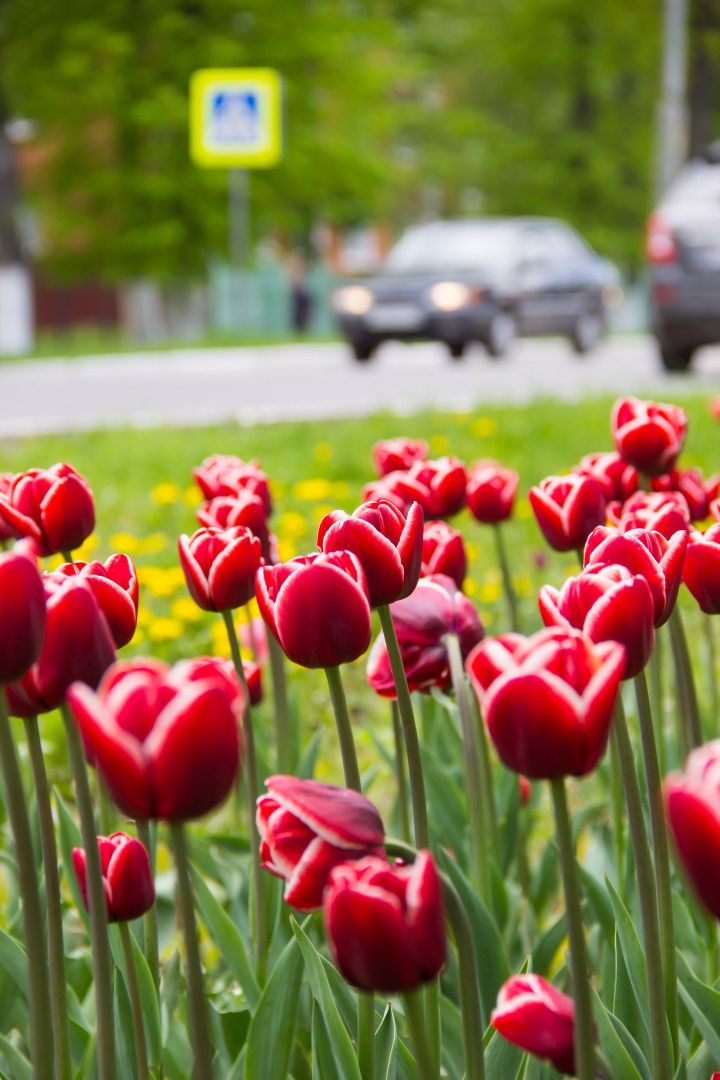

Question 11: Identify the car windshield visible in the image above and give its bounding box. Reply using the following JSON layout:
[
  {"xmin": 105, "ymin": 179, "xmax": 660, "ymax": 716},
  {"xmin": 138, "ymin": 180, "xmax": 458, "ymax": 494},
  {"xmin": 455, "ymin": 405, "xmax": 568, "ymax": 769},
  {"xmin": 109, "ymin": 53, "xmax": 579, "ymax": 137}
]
[{"xmin": 384, "ymin": 222, "xmax": 518, "ymax": 274}]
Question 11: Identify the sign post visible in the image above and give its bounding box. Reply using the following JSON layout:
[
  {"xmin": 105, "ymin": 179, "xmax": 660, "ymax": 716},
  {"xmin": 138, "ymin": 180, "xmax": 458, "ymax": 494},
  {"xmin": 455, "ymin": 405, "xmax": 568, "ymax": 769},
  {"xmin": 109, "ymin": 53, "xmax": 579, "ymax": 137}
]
[{"xmin": 190, "ymin": 68, "xmax": 283, "ymax": 266}]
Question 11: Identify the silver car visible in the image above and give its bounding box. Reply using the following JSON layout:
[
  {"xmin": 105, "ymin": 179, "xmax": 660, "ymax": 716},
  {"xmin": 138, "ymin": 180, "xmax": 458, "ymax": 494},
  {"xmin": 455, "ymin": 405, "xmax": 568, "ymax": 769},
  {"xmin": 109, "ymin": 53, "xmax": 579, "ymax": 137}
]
[{"xmin": 647, "ymin": 142, "xmax": 720, "ymax": 371}]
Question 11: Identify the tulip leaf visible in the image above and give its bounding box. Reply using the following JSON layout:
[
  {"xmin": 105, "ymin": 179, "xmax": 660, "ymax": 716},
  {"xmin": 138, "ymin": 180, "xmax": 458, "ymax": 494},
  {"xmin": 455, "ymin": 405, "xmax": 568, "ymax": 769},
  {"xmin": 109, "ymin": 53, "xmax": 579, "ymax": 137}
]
[
  {"xmin": 320, "ymin": 954, "xmax": 358, "ymax": 1034},
  {"xmin": 605, "ymin": 876, "xmax": 650, "ymax": 1042},
  {"xmin": 531, "ymin": 913, "xmax": 567, "ymax": 977},
  {"xmin": 438, "ymin": 992, "xmax": 464, "ymax": 1080},
  {"xmin": 0, "ymin": 929, "xmax": 28, "ymax": 1000},
  {"xmin": 592, "ymin": 988, "xmax": 649, "ymax": 1080},
  {"xmin": 191, "ymin": 868, "xmax": 261, "ymax": 1012},
  {"xmin": 676, "ymin": 958, "xmax": 720, "ymax": 1060},
  {"xmin": 0, "ymin": 1034, "xmax": 32, "ymax": 1080},
  {"xmin": 244, "ymin": 934, "xmax": 303, "ymax": 1080},
  {"xmin": 529, "ymin": 840, "xmax": 559, "ymax": 916},
  {"xmin": 576, "ymin": 863, "xmax": 615, "ymax": 939},
  {"xmin": 291, "ymin": 918, "xmax": 362, "ymax": 1080},
  {"xmin": 437, "ymin": 849, "xmax": 510, "ymax": 1026},
  {"xmin": 374, "ymin": 1003, "xmax": 398, "ymax": 1080},
  {"xmin": 482, "ymin": 1028, "xmax": 525, "ymax": 1079},
  {"xmin": 54, "ymin": 788, "xmax": 90, "ymax": 932},
  {"xmin": 311, "ymin": 1002, "xmax": 343, "ymax": 1080},
  {"xmin": 297, "ymin": 728, "xmax": 324, "ymax": 779},
  {"xmin": 113, "ymin": 962, "xmax": 138, "ymax": 1080}
]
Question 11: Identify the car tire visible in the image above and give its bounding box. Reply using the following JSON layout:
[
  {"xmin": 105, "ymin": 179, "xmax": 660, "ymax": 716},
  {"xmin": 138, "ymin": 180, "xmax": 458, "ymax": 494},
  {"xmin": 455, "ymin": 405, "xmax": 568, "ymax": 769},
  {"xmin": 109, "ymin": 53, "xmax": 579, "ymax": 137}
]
[
  {"xmin": 484, "ymin": 310, "xmax": 516, "ymax": 358},
  {"xmin": 446, "ymin": 340, "xmax": 467, "ymax": 360},
  {"xmin": 658, "ymin": 340, "xmax": 695, "ymax": 373},
  {"xmin": 349, "ymin": 336, "xmax": 377, "ymax": 363},
  {"xmin": 570, "ymin": 310, "xmax": 605, "ymax": 354}
]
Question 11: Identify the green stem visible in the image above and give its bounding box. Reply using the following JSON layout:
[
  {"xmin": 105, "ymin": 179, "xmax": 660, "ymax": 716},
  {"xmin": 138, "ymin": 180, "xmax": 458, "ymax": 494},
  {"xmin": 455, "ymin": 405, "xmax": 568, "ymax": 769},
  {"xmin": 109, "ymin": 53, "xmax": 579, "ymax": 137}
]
[
  {"xmin": 649, "ymin": 636, "xmax": 667, "ymax": 776},
  {"xmin": 611, "ymin": 700, "xmax": 673, "ymax": 1080},
  {"xmin": 23, "ymin": 715, "xmax": 72, "ymax": 1080},
  {"xmin": 267, "ymin": 632, "xmax": 293, "ymax": 772},
  {"xmin": 634, "ymin": 670, "xmax": 679, "ymax": 1062},
  {"xmin": 222, "ymin": 610, "xmax": 267, "ymax": 982},
  {"xmin": 0, "ymin": 698, "xmax": 54, "ymax": 1079},
  {"xmin": 61, "ymin": 549, "xmax": 73, "ymax": 564},
  {"xmin": 390, "ymin": 701, "xmax": 411, "ymax": 842},
  {"xmin": 445, "ymin": 633, "xmax": 489, "ymax": 903},
  {"xmin": 119, "ymin": 923, "xmax": 150, "ymax": 1080},
  {"xmin": 357, "ymin": 993, "xmax": 375, "ymax": 1080},
  {"xmin": 492, "ymin": 523, "xmax": 519, "ymax": 631},
  {"xmin": 549, "ymin": 778, "xmax": 595, "ymax": 1080},
  {"xmin": 403, "ymin": 990, "xmax": 437, "ymax": 1080},
  {"xmin": 704, "ymin": 612, "xmax": 718, "ymax": 722},
  {"xmin": 468, "ymin": 692, "xmax": 498, "ymax": 848},
  {"xmin": 324, "ymin": 666, "xmax": 362, "ymax": 792},
  {"xmin": 135, "ymin": 819, "xmax": 159, "ymax": 991},
  {"xmin": 378, "ymin": 605, "xmax": 429, "ymax": 848},
  {"xmin": 608, "ymin": 732, "xmax": 625, "ymax": 887},
  {"xmin": 424, "ymin": 980, "xmax": 441, "ymax": 1078},
  {"xmin": 169, "ymin": 823, "xmax": 214, "ymax": 1080},
  {"xmin": 669, "ymin": 606, "xmax": 702, "ymax": 749},
  {"xmin": 385, "ymin": 838, "xmax": 484, "ymax": 1080},
  {"xmin": 61, "ymin": 704, "xmax": 116, "ymax": 1080}
]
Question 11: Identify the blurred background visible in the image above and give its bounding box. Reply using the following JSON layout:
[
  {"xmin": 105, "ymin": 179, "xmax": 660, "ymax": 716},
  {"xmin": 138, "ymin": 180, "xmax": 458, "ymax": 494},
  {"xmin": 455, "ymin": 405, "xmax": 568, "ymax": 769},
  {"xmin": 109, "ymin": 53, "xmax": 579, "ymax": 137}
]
[{"xmin": 0, "ymin": 0, "xmax": 716, "ymax": 357}]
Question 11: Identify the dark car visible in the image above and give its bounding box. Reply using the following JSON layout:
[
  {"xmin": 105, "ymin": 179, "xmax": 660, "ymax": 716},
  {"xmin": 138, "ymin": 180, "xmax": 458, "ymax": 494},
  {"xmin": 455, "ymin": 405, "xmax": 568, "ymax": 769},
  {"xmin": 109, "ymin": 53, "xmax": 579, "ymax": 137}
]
[
  {"xmin": 332, "ymin": 217, "xmax": 620, "ymax": 361},
  {"xmin": 647, "ymin": 143, "xmax": 720, "ymax": 371}
]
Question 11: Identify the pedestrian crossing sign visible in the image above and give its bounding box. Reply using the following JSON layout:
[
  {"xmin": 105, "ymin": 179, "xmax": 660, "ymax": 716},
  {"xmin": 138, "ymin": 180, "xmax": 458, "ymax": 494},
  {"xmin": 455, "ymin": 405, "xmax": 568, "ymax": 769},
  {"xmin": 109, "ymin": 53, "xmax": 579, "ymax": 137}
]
[{"xmin": 190, "ymin": 68, "xmax": 283, "ymax": 168}]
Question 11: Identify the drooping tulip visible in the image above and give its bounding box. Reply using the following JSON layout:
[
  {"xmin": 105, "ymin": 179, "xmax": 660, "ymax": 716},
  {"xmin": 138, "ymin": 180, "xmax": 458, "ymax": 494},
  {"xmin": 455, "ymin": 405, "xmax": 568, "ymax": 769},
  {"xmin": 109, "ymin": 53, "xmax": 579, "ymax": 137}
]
[
  {"xmin": 256, "ymin": 775, "xmax": 385, "ymax": 910},
  {"xmin": 491, "ymin": 975, "xmax": 577, "ymax": 1074}
]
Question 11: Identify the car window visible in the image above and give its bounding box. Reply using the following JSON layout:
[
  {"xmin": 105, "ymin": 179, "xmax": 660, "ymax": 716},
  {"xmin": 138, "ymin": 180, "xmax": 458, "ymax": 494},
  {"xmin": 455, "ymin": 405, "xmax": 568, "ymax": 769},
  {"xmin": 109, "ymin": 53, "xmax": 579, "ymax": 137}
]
[{"xmin": 384, "ymin": 223, "xmax": 518, "ymax": 274}]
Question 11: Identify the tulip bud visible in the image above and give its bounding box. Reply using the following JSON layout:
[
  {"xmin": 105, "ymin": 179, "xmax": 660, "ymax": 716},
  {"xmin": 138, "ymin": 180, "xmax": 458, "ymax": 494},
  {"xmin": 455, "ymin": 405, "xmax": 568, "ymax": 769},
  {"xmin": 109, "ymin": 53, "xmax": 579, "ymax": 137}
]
[
  {"xmin": 318, "ymin": 499, "xmax": 423, "ymax": 607},
  {"xmin": 372, "ymin": 438, "xmax": 428, "ymax": 477},
  {"xmin": 665, "ymin": 741, "xmax": 720, "ymax": 921},
  {"xmin": 0, "ymin": 551, "xmax": 47, "ymax": 683},
  {"xmin": 611, "ymin": 396, "xmax": 687, "ymax": 477},
  {"xmin": 257, "ymin": 775, "xmax": 385, "ymax": 910},
  {"xmin": 528, "ymin": 474, "xmax": 606, "ymax": 553},
  {"xmin": 179, "ymin": 526, "xmax": 262, "ymax": 612},
  {"xmin": 468, "ymin": 627, "xmax": 625, "ymax": 779},
  {"xmin": 51, "ymin": 554, "xmax": 138, "ymax": 648},
  {"xmin": 67, "ymin": 658, "xmax": 241, "ymax": 821},
  {"xmin": 421, "ymin": 521, "xmax": 467, "ymax": 589},
  {"xmin": 0, "ymin": 463, "xmax": 95, "ymax": 556},
  {"xmin": 466, "ymin": 460, "xmax": 519, "ymax": 524},
  {"xmin": 256, "ymin": 552, "xmax": 372, "ymax": 668},
  {"xmin": 368, "ymin": 575, "xmax": 484, "ymax": 696},
  {"xmin": 491, "ymin": 974, "xmax": 577, "ymax": 1074},
  {"xmin": 323, "ymin": 851, "xmax": 446, "ymax": 993},
  {"xmin": 72, "ymin": 832, "xmax": 155, "ymax": 923}
]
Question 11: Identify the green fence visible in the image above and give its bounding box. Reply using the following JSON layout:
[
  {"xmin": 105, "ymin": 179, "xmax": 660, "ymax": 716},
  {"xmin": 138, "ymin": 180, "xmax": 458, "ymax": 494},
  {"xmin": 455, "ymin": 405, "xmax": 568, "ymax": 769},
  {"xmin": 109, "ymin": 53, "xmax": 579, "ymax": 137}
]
[{"xmin": 209, "ymin": 263, "xmax": 339, "ymax": 338}]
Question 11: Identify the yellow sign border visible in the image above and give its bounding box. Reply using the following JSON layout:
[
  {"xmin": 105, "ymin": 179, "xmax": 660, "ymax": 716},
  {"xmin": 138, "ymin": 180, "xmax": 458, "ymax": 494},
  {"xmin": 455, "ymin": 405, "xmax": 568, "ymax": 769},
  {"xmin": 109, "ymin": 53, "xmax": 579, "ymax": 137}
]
[{"xmin": 190, "ymin": 68, "xmax": 283, "ymax": 168}]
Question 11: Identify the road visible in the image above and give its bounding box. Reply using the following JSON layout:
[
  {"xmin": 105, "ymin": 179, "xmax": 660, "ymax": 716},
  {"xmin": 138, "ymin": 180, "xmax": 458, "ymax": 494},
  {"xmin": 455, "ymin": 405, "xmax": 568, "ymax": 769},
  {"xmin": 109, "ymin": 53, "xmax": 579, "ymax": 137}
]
[{"xmin": 1, "ymin": 335, "xmax": 720, "ymax": 436}]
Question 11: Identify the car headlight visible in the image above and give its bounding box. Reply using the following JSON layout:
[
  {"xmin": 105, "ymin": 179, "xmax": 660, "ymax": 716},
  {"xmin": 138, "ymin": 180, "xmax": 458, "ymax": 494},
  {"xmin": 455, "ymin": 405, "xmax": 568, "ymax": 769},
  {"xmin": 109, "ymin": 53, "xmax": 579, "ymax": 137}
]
[
  {"xmin": 428, "ymin": 281, "xmax": 475, "ymax": 312},
  {"xmin": 333, "ymin": 285, "xmax": 374, "ymax": 316}
]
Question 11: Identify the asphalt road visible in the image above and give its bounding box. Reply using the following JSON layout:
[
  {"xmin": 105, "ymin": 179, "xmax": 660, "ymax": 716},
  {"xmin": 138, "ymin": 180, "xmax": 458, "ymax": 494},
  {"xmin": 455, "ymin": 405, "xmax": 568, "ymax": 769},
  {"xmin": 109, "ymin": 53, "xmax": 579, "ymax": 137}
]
[{"xmin": 2, "ymin": 335, "xmax": 720, "ymax": 437}]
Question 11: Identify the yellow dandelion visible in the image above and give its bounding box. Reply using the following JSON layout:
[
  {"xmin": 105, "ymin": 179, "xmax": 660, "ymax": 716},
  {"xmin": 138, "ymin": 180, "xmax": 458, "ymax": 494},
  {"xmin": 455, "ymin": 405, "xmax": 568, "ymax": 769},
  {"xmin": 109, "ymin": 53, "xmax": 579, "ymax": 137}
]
[
  {"xmin": 210, "ymin": 622, "xmax": 231, "ymax": 658},
  {"xmin": 311, "ymin": 503, "xmax": 336, "ymax": 524},
  {"xmin": 137, "ymin": 533, "xmax": 168, "ymax": 556},
  {"xmin": 138, "ymin": 565, "xmax": 186, "ymax": 598},
  {"xmin": 471, "ymin": 416, "xmax": 497, "ymax": 438},
  {"xmin": 75, "ymin": 532, "xmax": 100, "ymax": 560},
  {"xmin": 147, "ymin": 617, "xmax": 184, "ymax": 643},
  {"xmin": 313, "ymin": 442, "xmax": 334, "ymax": 463},
  {"xmin": 170, "ymin": 597, "xmax": 205, "ymax": 623},
  {"xmin": 110, "ymin": 532, "xmax": 140, "ymax": 554},
  {"xmin": 293, "ymin": 478, "xmax": 334, "ymax": 501},
  {"xmin": 47, "ymin": 554, "xmax": 64, "ymax": 570},
  {"xmin": 464, "ymin": 578, "xmax": 478, "ymax": 597},
  {"xmin": 516, "ymin": 500, "xmax": 532, "ymax": 520},
  {"xmin": 329, "ymin": 481, "xmax": 350, "ymax": 499},
  {"xmin": 465, "ymin": 541, "xmax": 479, "ymax": 561},
  {"xmin": 136, "ymin": 607, "xmax": 154, "ymax": 627},
  {"xmin": 155, "ymin": 842, "xmax": 172, "ymax": 873},
  {"xmin": 514, "ymin": 573, "xmax": 533, "ymax": 598},
  {"xmin": 429, "ymin": 434, "xmax": 449, "ymax": 454},
  {"xmin": 277, "ymin": 511, "xmax": 308, "ymax": 539},
  {"xmin": 479, "ymin": 581, "xmax": 502, "ymax": 604},
  {"xmin": 151, "ymin": 483, "xmax": 181, "ymax": 506},
  {"xmin": 183, "ymin": 486, "xmax": 202, "ymax": 508},
  {"xmin": 276, "ymin": 538, "xmax": 296, "ymax": 563}
]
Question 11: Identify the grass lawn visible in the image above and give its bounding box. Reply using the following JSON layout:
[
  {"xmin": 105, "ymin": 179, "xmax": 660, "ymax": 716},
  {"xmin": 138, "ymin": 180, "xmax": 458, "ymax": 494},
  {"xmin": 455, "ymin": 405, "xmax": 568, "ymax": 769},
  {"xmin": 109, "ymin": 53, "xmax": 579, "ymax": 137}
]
[{"xmin": 3, "ymin": 391, "xmax": 718, "ymax": 797}]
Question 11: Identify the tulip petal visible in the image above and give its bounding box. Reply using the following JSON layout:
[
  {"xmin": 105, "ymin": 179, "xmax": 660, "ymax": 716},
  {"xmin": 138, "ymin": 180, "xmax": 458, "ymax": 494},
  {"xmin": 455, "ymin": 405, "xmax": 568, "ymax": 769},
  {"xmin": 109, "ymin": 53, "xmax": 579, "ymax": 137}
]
[
  {"xmin": 274, "ymin": 562, "xmax": 371, "ymax": 668},
  {"xmin": 266, "ymin": 775, "xmax": 385, "ymax": 849},
  {"xmin": 325, "ymin": 881, "xmax": 418, "ymax": 993},
  {"xmin": 666, "ymin": 782, "xmax": 720, "ymax": 920},
  {"xmin": 105, "ymin": 836, "xmax": 155, "ymax": 922},
  {"xmin": 41, "ymin": 474, "xmax": 95, "ymax": 553}
]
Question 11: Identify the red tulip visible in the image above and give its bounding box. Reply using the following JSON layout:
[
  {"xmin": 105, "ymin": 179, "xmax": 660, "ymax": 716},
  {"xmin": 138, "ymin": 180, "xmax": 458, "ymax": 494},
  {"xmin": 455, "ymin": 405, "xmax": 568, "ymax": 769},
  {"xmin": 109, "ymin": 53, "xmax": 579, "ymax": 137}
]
[
  {"xmin": 421, "ymin": 520, "xmax": 467, "ymax": 589},
  {"xmin": 173, "ymin": 654, "xmax": 261, "ymax": 709},
  {"xmin": 607, "ymin": 490, "xmax": 691, "ymax": 539},
  {"xmin": 7, "ymin": 576, "xmax": 116, "ymax": 717},
  {"xmin": 372, "ymin": 437, "xmax": 428, "ymax": 477},
  {"xmin": 528, "ymin": 474, "xmax": 606, "ymax": 553},
  {"xmin": 318, "ymin": 499, "xmax": 423, "ymax": 607},
  {"xmin": 178, "ymin": 526, "xmax": 262, "ymax": 612},
  {"xmin": 193, "ymin": 454, "xmax": 272, "ymax": 514},
  {"xmin": 197, "ymin": 492, "xmax": 273, "ymax": 561},
  {"xmin": 665, "ymin": 741, "xmax": 720, "ymax": 920},
  {"xmin": 611, "ymin": 396, "xmax": 687, "ymax": 477},
  {"xmin": 72, "ymin": 832, "xmax": 155, "ymax": 923},
  {"xmin": 67, "ymin": 658, "xmax": 241, "ymax": 821},
  {"xmin": 584, "ymin": 525, "xmax": 687, "ymax": 626},
  {"xmin": 367, "ymin": 574, "xmax": 484, "ymax": 696},
  {"xmin": 0, "ymin": 474, "xmax": 16, "ymax": 541},
  {"xmin": 574, "ymin": 451, "xmax": 639, "ymax": 503},
  {"xmin": 651, "ymin": 467, "xmax": 720, "ymax": 522},
  {"xmin": 363, "ymin": 471, "xmax": 431, "ymax": 516},
  {"xmin": 0, "ymin": 463, "xmax": 95, "ymax": 556},
  {"xmin": 0, "ymin": 551, "xmax": 47, "ymax": 684},
  {"xmin": 467, "ymin": 627, "xmax": 625, "ymax": 779},
  {"xmin": 256, "ymin": 775, "xmax": 385, "ymax": 910},
  {"xmin": 407, "ymin": 456, "xmax": 467, "ymax": 518},
  {"xmin": 52, "ymin": 554, "xmax": 138, "ymax": 648},
  {"xmin": 256, "ymin": 552, "xmax": 371, "ymax": 668},
  {"xmin": 539, "ymin": 564, "xmax": 655, "ymax": 679},
  {"xmin": 492, "ymin": 974, "xmax": 576, "ymax": 1074},
  {"xmin": 683, "ymin": 524, "xmax": 720, "ymax": 615},
  {"xmin": 323, "ymin": 851, "xmax": 446, "ymax": 993},
  {"xmin": 466, "ymin": 460, "xmax": 519, "ymax": 524}
]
